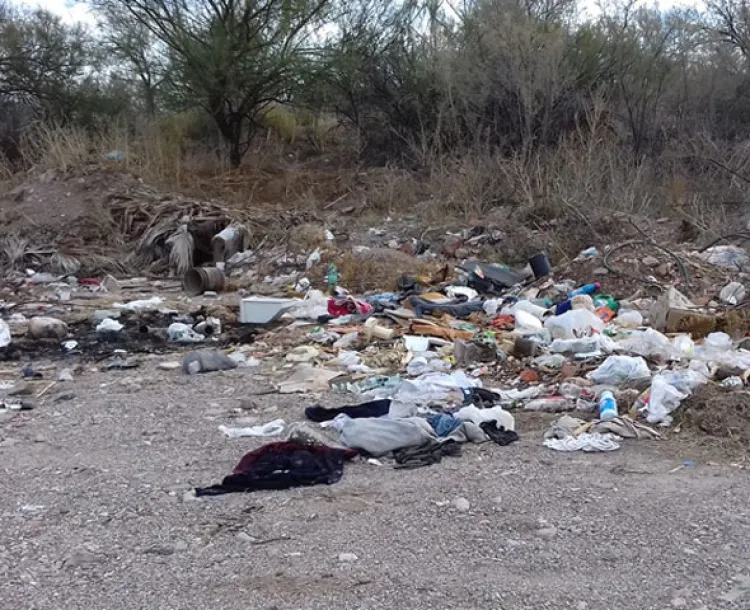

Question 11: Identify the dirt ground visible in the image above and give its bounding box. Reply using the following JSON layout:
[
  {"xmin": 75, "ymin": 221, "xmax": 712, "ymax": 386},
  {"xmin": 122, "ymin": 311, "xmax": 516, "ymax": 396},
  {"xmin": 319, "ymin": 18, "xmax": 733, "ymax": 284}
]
[{"xmin": 2, "ymin": 361, "xmax": 750, "ymax": 610}]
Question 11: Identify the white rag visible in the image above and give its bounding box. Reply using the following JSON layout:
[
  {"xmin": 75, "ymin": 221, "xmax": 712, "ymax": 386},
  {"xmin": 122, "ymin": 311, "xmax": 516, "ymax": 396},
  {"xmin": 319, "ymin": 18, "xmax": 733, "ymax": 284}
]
[
  {"xmin": 544, "ymin": 433, "xmax": 621, "ymax": 452},
  {"xmin": 219, "ymin": 419, "xmax": 285, "ymax": 439}
]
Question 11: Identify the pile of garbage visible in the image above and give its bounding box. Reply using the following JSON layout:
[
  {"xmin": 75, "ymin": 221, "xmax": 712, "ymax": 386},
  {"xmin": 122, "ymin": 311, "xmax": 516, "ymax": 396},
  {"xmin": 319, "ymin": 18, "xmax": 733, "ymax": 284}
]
[
  {"xmin": 3, "ymin": 224, "xmax": 750, "ymax": 493},
  {"xmin": 189, "ymin": 242, "xmax": 750, "ymax": 493}
]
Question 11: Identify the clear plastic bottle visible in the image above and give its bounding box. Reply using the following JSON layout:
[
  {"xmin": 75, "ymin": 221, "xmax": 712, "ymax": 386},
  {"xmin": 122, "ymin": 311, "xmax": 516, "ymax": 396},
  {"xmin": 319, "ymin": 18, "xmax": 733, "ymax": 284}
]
[{"xmin": 599, "ymin": 390, "xmax": 618, "ymax": 420}]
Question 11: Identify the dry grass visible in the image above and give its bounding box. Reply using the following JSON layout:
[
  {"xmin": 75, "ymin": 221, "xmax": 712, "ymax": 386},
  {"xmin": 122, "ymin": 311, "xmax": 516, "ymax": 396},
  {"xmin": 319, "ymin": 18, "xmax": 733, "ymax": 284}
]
[
  {"xmin": 1, "ymin": 115, "xmax": 745, "ymax": 265},
  {"xmin": 335, "ymin": 248, "xmax": 435, "ymax": 293}
]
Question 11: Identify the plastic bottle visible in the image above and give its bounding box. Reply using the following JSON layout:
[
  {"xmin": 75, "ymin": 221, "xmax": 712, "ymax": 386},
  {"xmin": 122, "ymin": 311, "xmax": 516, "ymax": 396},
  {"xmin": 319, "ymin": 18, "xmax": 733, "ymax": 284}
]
[
  {"xmin": 326, "ymin": 263, "xmax": 339, "ymax": 294},
  {"xmin": 568, "ymin": 282, "xmax": 600, "ymax": 298},
  {"xmin": 599, "ymin": 390, "xmax": 618, "ymax": 420}
]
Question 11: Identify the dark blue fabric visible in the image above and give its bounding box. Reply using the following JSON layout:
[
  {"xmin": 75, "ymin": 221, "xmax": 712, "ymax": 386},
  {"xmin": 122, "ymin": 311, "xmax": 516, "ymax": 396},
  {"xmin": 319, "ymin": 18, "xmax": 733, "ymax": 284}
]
[{"xmin": 305, "ymin": 399, "xmax": 391, "ymax": 423}]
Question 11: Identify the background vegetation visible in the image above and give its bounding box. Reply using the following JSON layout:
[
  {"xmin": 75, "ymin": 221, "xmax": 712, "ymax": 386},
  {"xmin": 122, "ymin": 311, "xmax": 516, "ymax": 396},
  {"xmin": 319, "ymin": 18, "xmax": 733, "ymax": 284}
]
[{"xmin": 2, "ymin": 0, "xmax": 750, "ymax": 239}]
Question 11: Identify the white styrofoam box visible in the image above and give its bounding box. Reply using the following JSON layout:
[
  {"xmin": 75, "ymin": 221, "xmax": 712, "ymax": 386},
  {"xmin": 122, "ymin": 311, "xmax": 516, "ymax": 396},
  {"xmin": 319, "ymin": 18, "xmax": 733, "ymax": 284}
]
[{"xmin": 240, "ymin": 297, "xmax": 298, "ymax": 324}]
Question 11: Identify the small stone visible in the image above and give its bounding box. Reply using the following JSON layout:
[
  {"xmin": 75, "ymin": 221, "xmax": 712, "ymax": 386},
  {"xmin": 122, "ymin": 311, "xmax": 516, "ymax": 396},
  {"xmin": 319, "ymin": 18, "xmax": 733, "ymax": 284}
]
[
  {"xmin": 670, "ymin": 597, "xmax": 686, "ymax": 608},
  {"xmin": 642, "ymin": 256, "xmax": 660, "ymax": 267},
  {"xmin": 8, "ymin": 382, "xmax": 33, "ymax": 396},
  {"xmin": 453, "ymin": 497, "xmax": 470, "ymax": 512},
  {"xmin": 492, "ymin": 495, "xmax": 503, "ymax": 506},
  {"xmin": 655, "ymin": 263, "xmax": 670, "ymax": 277},
  {"xmin": 63, "ymin": 550, "xmax": 101, "ymax": 568},
  {"xmin": 158, "ymin": 362, "xmax": 181, "ymax": 371},
  {"xmin": 576, "ymin": 602, "xmax": 588, "ymax": 610},
  {"xmin": 236, "ymin": 532, "xmax": 254, "ymax": 543},
  {"xmin": 593, "ymin": 267, "xmax": 609, "ymax": 276},
  {"xmin": 536, "ymin": 526, "xmax": 558, "ymax": 540},
  {"xmin": 338, "ymin": 552, "xmax": 358, "ymax": 563}
]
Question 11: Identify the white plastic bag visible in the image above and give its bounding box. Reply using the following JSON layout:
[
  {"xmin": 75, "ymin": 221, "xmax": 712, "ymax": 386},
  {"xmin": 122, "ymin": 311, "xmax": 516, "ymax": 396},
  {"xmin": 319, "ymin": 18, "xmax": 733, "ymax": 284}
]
[
  {"xmin": 645, "ymin": 375, "xmax": 689, "ymax": 425},
  {"xmin": 544, "ymin": 309, "xmax": 604, "ymax": 340},
  {"xmin": 514, "ymin": 310, "xmax": 543, "ymax": 333},
  {"xmin": 588, "ymin": 355, "xmax": 651, "ymax": 386},
  {"xmin": 613, "ymin": 310, "xmax": 643, "ymax": 328},
  {"xmin": 96, "ymin": 318, "xmax": 124, "ymax": 333},
  {"xmin": 616, "ymin": 328, "xmax": 676, "ymax": 360},
  {"xmin": 168, "ymin": 323, "xmax": 204, "ymax": 343},
  {"xmin": 549, "ymin": 335, "xmax": 616, "ymax": 355},
  {"xmin": 719, "ymin": 281, "xmax": 746, "ymax": 305},
  {"xmin": 0, "ymin": 320, "xmax": 10, "ymax": 348},
  {"xmin": 406, "ymin": 354, "xmax": 451, "ymax": 376}
]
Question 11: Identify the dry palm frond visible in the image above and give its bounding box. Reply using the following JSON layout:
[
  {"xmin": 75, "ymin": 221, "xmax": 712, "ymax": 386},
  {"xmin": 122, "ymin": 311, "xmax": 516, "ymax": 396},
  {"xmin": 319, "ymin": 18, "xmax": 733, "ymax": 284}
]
[
  {"xmin": 166, "ymin": 224, "xmax": 194, "ymax": 275},
  {"xmin": 49, "ymin": 252, "xmax": 81, "ymax": 275},
  {"xmin": 1, "ymin": 234, "xmax": 30, "ymax": 268}
]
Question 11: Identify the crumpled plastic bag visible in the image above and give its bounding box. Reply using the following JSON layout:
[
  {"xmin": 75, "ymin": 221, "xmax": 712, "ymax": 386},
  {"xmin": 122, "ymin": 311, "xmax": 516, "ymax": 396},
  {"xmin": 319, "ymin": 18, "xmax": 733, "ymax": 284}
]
[
  {"xmin": 168, "ymin": 322, "xmax": 204, "ymax": 343},
  {"xmin": 0, "ymin": 320, "xmax": 10, "ymax": 348},
  {"xmin": 587, "ymin": 355, "xmax": 651, "ymax": 386},
  {"xmin": 616, "ymin": 328, "xmax": 677, "ymax": 360},
  {"xmin": 696, "ymin": 245, "xmax": 748, "ymax": 270},
  {"xmin": 640, "ymin": 365, "xmax": 709, "ymax": 425},
  {"xmin": 544, "ymin": 309, "xmax": 604, "ymax": 340},
  {"xmin": 719, "ymin": 281, "xmax": 746, "ymax": 305}
]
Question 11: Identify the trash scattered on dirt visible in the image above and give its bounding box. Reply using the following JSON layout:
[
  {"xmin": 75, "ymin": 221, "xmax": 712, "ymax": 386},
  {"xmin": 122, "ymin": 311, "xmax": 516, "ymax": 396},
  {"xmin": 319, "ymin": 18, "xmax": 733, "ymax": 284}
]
[{"xmin": 2, "ymin": 172, "xmax": 749, "ymax": 495}]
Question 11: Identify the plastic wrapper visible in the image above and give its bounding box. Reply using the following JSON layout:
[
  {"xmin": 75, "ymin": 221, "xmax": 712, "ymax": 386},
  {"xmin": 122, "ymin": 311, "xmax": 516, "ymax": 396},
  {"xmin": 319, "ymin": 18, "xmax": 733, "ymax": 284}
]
[
  {"xmin": 544, "ymin": 309, "xmax": 604, "ymax": 340},
  {"xmin": 587, "ymin": 355, "xmax": 651, "ymax": 386},
  {"xmin": 549, "ymin": 335, "xmax": 616, "ymax": 355}
]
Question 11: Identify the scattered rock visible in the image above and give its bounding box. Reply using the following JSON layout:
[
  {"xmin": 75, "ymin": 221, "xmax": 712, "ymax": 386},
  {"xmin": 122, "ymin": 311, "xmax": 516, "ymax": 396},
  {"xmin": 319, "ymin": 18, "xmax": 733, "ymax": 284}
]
[
  {"xmin": 63, "ymin": 549, "xmax": 101, "ymax": 568},
  {"xmin": 642, "ymin": 255, "xmax": 660, "ymax": 267},
  {"xmin": 593, "ymin": 267, "xmax": 609, "ymax": 276},
  {"xmin": 670, "ymin": 597, "xmax": 687, "ymax": 608},
  {"xmin": 28, "ymin": 316, "xmax": 68, "ymax": 340},
  {"xmin": 536, "ymin": 526, "xmax": 558, "ymax": 540},
  {"xmin": 338, "ymin": 552, "xmax": 358, "ymax": 563},
  {"xmin": 158, "ymin": 361, "xmax": 181, "ymax": 371},
  {"xmin": 8, "ymin": 382, "xmax": 33, "ymax": 396},
  {"xmin": 453, "ymin": 497, "xmax": 470, "ymax": 512}
]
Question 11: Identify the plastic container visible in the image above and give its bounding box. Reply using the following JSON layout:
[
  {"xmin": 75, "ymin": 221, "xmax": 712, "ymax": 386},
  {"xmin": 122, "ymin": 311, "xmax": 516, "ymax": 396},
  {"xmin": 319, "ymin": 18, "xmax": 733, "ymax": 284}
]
[
  {"xmin": 568, "ymin": 283, "xmax": 600, "ymax": 298},
  {"xmin": 529, "ymin": 252, "xmax": 551, "ymax": 279},
  {"xmin": 239, "ymin": 297, "xmax": 298, "ymax": 324},
  {"xmin": 183, "ymin": 266, "xmax": 225, "ymax": 296},
  {"xmin": 599, "ymin": 390, "xmax": 618, "ymax": 420}
]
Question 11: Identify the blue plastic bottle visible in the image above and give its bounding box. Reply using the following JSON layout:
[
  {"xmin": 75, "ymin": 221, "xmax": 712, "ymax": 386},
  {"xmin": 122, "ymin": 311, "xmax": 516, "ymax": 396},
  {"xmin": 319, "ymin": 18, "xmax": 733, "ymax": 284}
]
[
  {"xmin": 568, "ymin": 282, "xmax": 600, "ymax": 299},
  {"xmin": 599, "ymin": 390, "xmax": 617, "ymax": 420}
]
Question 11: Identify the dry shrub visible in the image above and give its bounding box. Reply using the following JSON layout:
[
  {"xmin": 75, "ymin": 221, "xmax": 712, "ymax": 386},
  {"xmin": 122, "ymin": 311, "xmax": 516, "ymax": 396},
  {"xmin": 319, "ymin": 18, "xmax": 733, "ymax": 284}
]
[{"xmin": 336, "ymin": 248, "xmax": 434, "ymax": 293}]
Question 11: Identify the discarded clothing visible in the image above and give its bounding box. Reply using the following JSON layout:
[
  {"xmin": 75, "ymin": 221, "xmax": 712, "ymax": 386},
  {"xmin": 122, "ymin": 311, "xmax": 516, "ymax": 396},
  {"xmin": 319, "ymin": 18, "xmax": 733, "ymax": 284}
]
[
  {"xmin": 305, "ymin": 399, "xmax": 391, "ymax": 423},
  {"xmin": 480, "ymin": 422, "xmax": 519, "ymax": 446},
  {"xmin": 544, "ymin": 433, "xmax": 621, "ymax": 452},
  {"xmin": 218, "ymin": 419, "xmax": 285, "ymax": 439},
  {"xmin": 328, "ymin": 297, "xmax": 373, "ymax": 317},
  {"xmin": 285, "ymin": 422, "xmax": 346, "ymax": 449},
  {"xmin": 393, "ymin": 440, "xmax": 462, "ymax": 469},
  {"xmin": 427, "ymin": 414, "xmax": 464, "ymax": 437},
  {"xmin": 461, "ymin": 387, "xmax": 500, "ymax": 407},
  {"xmin": 337, "ymin": 416, "xmax": 436, "ymax": 455},
  {"xmin": 408, "ymin": 295, "xmax": 485, "ymax": 319},
  {"xmin": 456, "ymin": 405, "xmax": 515, "ymax": 432},
  {"xmin": 195, "ymin": 441, "xmax": 358, "ymax": 496}
]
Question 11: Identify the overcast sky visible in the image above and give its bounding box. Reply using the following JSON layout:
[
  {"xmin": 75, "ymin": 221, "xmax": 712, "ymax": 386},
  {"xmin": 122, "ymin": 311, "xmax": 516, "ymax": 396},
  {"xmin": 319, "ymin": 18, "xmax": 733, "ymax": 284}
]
[
  {"xmin": 19, "ymin": 0, "xmax": 697, "ymax": 25},
  {"xmin": 19, "ymin": 0, "xmax": 94, "ymax": 24}
]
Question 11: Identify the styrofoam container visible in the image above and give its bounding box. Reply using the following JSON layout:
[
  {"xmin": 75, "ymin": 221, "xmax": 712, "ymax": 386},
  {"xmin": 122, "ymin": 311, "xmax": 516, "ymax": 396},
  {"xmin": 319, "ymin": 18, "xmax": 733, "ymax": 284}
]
[{"xmin": 240, "ymin": 297, "xmax": 298, "ymax": 324}]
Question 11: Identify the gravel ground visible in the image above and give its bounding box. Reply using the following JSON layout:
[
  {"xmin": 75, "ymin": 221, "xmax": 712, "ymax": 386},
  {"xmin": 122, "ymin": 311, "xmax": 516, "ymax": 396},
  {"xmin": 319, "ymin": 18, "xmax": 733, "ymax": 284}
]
[{"xmin": 2, "ymin": 362, "xmax": 750, "ymax": 610}]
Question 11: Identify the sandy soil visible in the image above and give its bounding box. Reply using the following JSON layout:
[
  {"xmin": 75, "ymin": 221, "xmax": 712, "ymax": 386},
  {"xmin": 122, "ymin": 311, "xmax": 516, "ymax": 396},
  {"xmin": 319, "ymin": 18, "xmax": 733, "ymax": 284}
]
[{"xmin": 2, "ymin": 361, "xmax": 750, "ymax": 610}]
